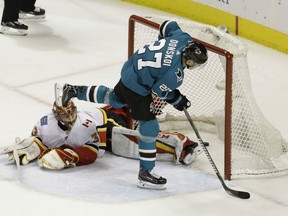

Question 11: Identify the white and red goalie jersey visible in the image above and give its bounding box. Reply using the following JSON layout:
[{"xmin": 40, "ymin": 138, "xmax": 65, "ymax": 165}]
[
  {"xmin": 7, "ymin": 106, "xmax": 202, "ymax": 169},
  {"xmin": 32, "ymin": 107, "xmax": 107, "ymax": 153},
  {"xmin": 27, "ymin": 107, "xmax": 108, "ymax": 169}
]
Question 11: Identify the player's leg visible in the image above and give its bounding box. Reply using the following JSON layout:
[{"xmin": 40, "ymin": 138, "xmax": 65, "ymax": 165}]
[
  {"xmin": 61, "ymin": 82, "xmax": 125, "ymax": 108},
  {"xmin": 1, "ymin": 0, "xmax": 28, "ymax": 36},
  {"xmin": 115, "ymin": 82, "xmax": 167, "ymax": 189},
  {"xmin": 19, "ymin": 0, "xmax": 46, "ymax": 19},
  {"xmin": 138, "ymin": 119, "xmax": 167, "ymax": 190},
  {"xmin": 103, "ymin": 97, "xmax": 202, "ymax": 165}
]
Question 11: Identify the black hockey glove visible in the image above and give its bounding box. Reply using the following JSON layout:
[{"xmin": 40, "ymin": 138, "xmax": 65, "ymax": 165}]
[{"xmin": 166, "ymin": 89, "xmax": 191, "ymax": 111}]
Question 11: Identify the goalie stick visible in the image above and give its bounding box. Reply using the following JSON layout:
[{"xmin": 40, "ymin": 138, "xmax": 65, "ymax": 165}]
[
  {"xmin": 183, "ymin": 107, "xmax": 250, "ymax": 199},
  {"xmin": 14, "ymin": 137, "xmax": 21, "ymax": 177},
  {"xmin": 13, "ymin": 149, "xmax": 21, "ymax": 177}
]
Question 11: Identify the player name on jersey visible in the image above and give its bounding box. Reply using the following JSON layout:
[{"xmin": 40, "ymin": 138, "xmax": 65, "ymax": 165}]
[{"xmin": 163, "ymin": 39, "xmax": 178, "ymax": 67}]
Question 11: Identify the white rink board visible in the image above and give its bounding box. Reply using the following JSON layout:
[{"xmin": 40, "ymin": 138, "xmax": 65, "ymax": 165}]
[{"xmin": 193, "ymin": 0, "xmax": 288, "ymax": 34}]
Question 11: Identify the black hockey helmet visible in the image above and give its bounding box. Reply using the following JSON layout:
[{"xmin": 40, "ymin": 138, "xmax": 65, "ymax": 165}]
[{"xmin": 182, "ymin": 41, "xmax": 208, "ymax": 67}]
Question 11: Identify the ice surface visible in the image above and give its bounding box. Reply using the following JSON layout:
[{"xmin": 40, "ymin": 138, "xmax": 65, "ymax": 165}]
[
  {"xmin": 1, "ymin": 0, "xmax": 288, "ymax": 215},
  {"xmin": 0, "ymin": 153, "xmax": 220, "ymax": 203}
]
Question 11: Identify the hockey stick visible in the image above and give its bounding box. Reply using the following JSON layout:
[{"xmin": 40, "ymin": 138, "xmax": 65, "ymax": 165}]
[
  {"xmin": 13, "ymin": 149, "xmax": 21, "ymax": 177},
  {"xmin": 14, "ymin": 137, "xmax": 21, "ymax": 177},
  {"xmin": 183, "ymin": 107, "xmax": 250, "ymax": 199}
]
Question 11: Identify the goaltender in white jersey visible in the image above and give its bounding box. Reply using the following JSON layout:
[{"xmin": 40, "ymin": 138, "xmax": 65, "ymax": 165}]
[{"xmin": 6, "ymin": 101, "xmax": 203, "ymax": 180}]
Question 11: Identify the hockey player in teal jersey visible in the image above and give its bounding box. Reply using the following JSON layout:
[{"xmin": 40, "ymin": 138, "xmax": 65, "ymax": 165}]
[
  {"xmin": 60, "ymin": 20, "xmax": 208, "ymax": 190},
  {"xmin": 121, "ymin": 20, "xmax": 207, "ymax": 98}
]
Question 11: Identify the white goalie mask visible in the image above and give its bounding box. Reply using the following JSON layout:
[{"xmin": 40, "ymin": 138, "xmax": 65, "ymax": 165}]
[{"xmin": 52, "ymin": 101, "xmax": 77, "ymax": 130}]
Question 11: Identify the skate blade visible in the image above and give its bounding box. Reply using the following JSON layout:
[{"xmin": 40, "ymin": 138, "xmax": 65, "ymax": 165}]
[
  {"xmin": 19, "ymin": 14, "xmax": 46, "ymax": 19},
  {"xmin": 137, "ymin": 180, "xmax": 167, "ymax": 190},
  {"xmin": 0, "ymin": 27, "xmax": 27, "ymax": 36}
]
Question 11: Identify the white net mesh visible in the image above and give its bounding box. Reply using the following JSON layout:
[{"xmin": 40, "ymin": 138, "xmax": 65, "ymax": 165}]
[{"xmin": 130, "ymin": 15, "xmax": 288, "ymax": 179}]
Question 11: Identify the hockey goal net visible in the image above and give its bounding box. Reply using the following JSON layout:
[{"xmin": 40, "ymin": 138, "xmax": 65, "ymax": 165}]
[{"xmin": 128, "ymin": 15, "xmax": 288, "ymax": 180}]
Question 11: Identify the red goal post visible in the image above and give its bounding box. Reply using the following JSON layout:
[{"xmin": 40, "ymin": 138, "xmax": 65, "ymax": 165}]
[{"xmin": 127, "ymin": 15, "xmax": 288, "ymax": 180}]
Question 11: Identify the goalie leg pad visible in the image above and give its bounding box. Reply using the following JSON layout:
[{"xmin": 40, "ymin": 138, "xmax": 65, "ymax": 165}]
[
  {"xmin": 111, "ymin": 127, "xmax": 202, "ymax": 165},
  {"xmin": 180, "ymin": 143, "xmax": 203, "ymax": 165},
  {"xmin": 111, "ymin": 127, "xmax": 140, "ymax": 159},
  {"xmin": 156, "ymin": 132, "xmax": 202, "ymax": 165}
]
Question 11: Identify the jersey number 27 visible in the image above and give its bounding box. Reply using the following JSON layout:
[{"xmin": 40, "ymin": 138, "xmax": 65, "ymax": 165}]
[{"xmin": 137, "ymin": 39, "xmax": 166, "ymax": 70}]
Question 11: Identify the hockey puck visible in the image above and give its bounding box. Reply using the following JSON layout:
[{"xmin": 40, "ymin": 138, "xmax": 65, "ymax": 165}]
[{"xmin": 203, "ymin": 142, "xmax": 209, "ymax": 146}]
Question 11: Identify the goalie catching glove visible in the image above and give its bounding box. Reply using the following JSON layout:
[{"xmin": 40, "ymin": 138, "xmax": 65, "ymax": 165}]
[
  {"xmin": 8, "ymin": 137, "xmax": 47, "ymax": 165},
  {"xmin": 166, "ymin": 89, "xmax": 191, "ymax": 111}
]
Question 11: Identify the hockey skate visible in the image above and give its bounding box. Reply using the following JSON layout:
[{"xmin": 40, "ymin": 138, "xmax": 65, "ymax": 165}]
[
  {"xmin": 62, "ymin": 84, "xmax": 86, "ymax": 107},
  {"xmin": 0, "ymin": 21, "xmax": 28, "ymax": 36},
  {"xmin": 19, "ymin": 7, "xmax": 46, "ymax": 19},
  {"xmin": 137, "ymin": 168, "xmax": 167, "ymax": 190}
]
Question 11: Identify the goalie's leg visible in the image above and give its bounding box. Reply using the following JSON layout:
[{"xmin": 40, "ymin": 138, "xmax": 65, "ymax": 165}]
[{"xmin": 111, "ymin": 127, "xmax": 203, "ymax": 165}]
